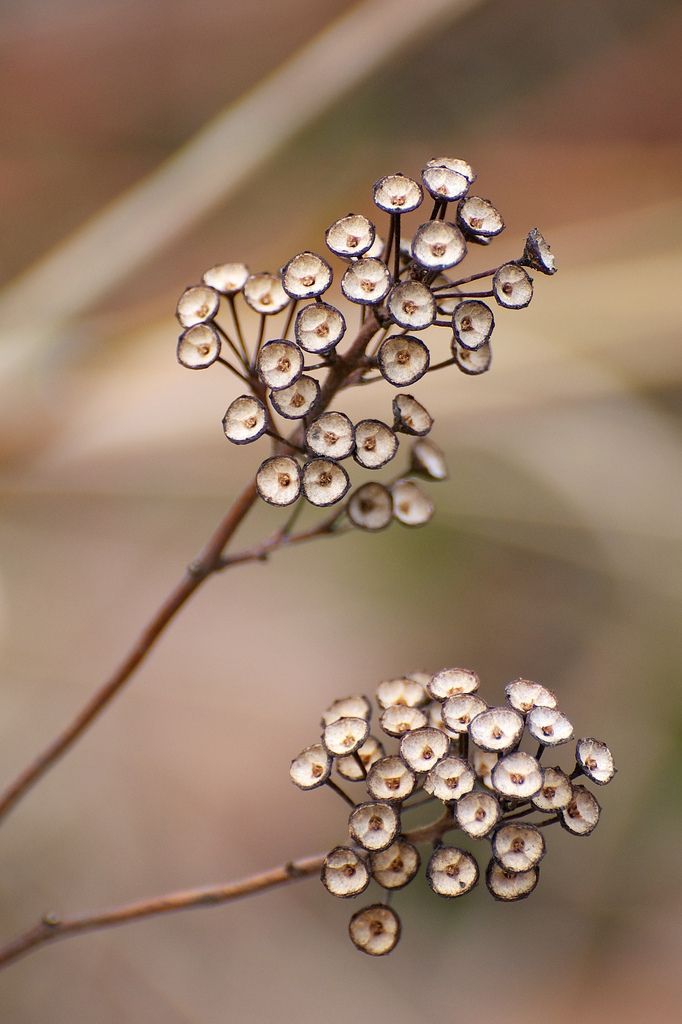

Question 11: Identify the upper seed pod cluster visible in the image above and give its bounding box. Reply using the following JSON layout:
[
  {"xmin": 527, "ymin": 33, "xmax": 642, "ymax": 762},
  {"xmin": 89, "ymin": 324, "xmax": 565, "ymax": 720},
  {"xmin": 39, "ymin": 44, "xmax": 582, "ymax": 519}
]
[{"xmin": 290, "ymin": 671, "xmax": 614, "ymax": 956}]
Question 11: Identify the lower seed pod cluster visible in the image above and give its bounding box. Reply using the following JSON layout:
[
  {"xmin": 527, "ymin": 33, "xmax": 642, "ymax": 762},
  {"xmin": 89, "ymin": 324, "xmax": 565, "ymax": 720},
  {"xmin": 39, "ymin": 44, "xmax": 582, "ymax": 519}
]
[{"xmin": 290, "ymin": 670, "xmax": 615, "ymax": 955}]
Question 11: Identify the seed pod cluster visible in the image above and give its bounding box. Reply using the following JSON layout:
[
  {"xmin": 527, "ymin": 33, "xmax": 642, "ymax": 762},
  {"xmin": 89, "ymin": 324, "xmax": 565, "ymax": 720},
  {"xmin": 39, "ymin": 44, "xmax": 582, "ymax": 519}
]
[{"xmin": 290, "ymin": 670, "xmax": 615, "ymax": 956}]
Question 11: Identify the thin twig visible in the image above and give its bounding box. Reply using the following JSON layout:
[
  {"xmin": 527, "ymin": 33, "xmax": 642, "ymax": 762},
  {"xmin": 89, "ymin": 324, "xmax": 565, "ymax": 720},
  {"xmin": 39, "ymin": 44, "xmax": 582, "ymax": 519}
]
[
  {"xmin": 216, "ymin": 355, "xmax": 252, "ymax": 385},
  {"xmin": 431, "ymin": 266, "xmax": 499, "ymax": 291},
  {"xmin": 213, "ymin": 321, "xmax": 250, "ymax": 371}
]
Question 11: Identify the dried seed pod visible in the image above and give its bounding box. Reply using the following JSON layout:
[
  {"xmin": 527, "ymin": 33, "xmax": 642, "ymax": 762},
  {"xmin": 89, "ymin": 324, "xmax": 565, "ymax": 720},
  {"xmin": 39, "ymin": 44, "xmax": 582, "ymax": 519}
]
[
  {"xmin": 407, "ymin": 670, "xmax": 432, "ymax": 688},
  {"xmin": 341, "ymin": 258, "xmax": 391, "ymax": 305},
  {"xmin": 426, "ymin": 156, "xmax": 475, "ymax": 184},
  {"xmin": 442, "ymin": 693, "xmax": 488, "ymax": 734},
  {"xmin": 504, "ymin": 679, "xmax": 558, "ymax": 715},
  {"xmin": 349, "ymin": 800, "xmax": 400, "ymax": 851},
  {"xmin": 455, "ymin": 790, "xmax": 501, "ymax": 838},
  {"xmin": 306, "ymin": 411, "xmax": 355, "ymax": 460},
  {"xmin": 323, "ymin": 716, "xmax": 370, "ymax": 756},
  {"xmin": 301, "ymin": 458, "xmax": 350, "ymax": 506},
  {"xmin": 349, "ymin": 904, "xmax": 401, "ymax": 956},
  {"xmin": 176, "ymin": 284, "xmax": 220, "ymax": 327},
  {"xmin": 421, "ymin": 164, "xmax": 470, "ymax": 202},
  {"xmin": 257, "ymin": 340, "xmax": 303, "ymax": 390},
  {"xmin": 289, "ymin": 743, "xmax": 332, "ymax": 790},
  {"xmin": 222, "ymin": 395, "xmax": 267, "ymax": 444},
  {"xmin": 411, "ymin": 221, "xmax": 466, "ymax": 270},
  {"xmin": 428, "ymin": 667, "xmax": 480, "ymax": 701},
  {"xmin": 424, "ymin": 756, "xmax": 475, "ymax": 802},
  {"xmin": 371, "ymin": 840, "xmax": 420, "ymax": 890},
  {"xmin": 325, "ymin": 213, "xmax": 376, "ymax": 258},
  {"xmin": 452, "ymin": 300, "xmax": 495, "ymax": 350},
  {"xmin": 527, "ymin": 707, "xmax": 574, "ymax": 747},
  {"xmin": 380, "ymin": 704, "xmax": 428, "ymax": 738},
  {"xmin": 366, "ymin": 756, "xmax": 416, "ymax": 803},
  {"xmin": 391, "ymin": 479, "xmax": 434, "ymax": 527},
  {"xmin": 269, "ymin": 375, "xmax": 320, "ymax": 419},
  {"xmin": 376, "ymin": 676, "xmax": 428, "ymax": 710},
  {"xmin": 469, "ymin": 707, "xmax": 525, "ymax": 753},
  {"xmin": 410, "ymin": 438, "xmax": 448, "ymax": 481},
  {"xmin": 243, "ymin": 272, "xmax": 290, "ymax": 314},
  {"xmin": 373, "ymin": 173, "xmax": 423, "ymax": 213},
  {"xmin": 400, "ymin": 726, "xmax": 449, "ymax": 772},
  {"xmin": 486, "ymin": 860, "xmax": 539, "ymax": 902},
  {"xmin": 365, "ymin": 233, "xmax": 385, "ymax": 258},
  {"xmin": 492, "ymin": 823, "xmax": 545, "ymax": 873},
  {"xmin": 347, "ymin": 483, "xmax": 393, "ymax": 531},
  {"xmin": 337, "ymin": 735, "xmax": 385, "ymax": 781},
  {"xmin": 321, "ymin": 847, "xmax": 370, "ymax": 898},
  {"xmin": 457, "ymin": 196, "xmax": 504, "ymax": 237},
  {"xmin": 282, "ymin": 251, "xmax": 332, "ymax": 299},
  {"xmin": 256, "ymin": 455, "xmax": 302, "ymax": 507},
  {"xmin": 520, "ymin": 227, "xmax": 557, "ymax": 275},
  {"xmin": 470, "ymin": 746, "xmax": 498, "ymax": 789},
  {"xmin": 576, "ymin": 738, "xmax": 615, "ymax": 786},
  {"xmin": 427, "ymin": 702, "xmax": 459, "ymax": 739},
  {"xmin": 378, "ymin": 335, "xmax": 430, "ymax": 387},
  {"xmin": 294, "ymin": 302, "xmax": 346, "ymax": 354},
  {"xmin": 560, "ymin": 785, "xmax": 601, "ymax": 836},
  {"xmin": 392, "ymin": 394, "xmax": 433, "ymax": 437},
  {"xmin": 427, "ymin": 847, "xmax": 479, "ymax": 897},
  {"xmin": 453, "ymin": 339, "xmax": 492, "ymax": 375},
  {"xmin": 202, "ymin": 262, "xmax": 249, "ymax": 295},
  {"xmin": 353, "ymin": 419, "xmax": 398, "ymax": 470},
  {"xmin": 322, "ymin": 695, "xmax": 372, "ymax": 726},
  {"xmin": 492, "ymin": 264, "xmax": 533, "ymax": 309},
  {"xmin": 177, "ymin": 324, "xmax": 221, "ymax": 369},
  {"xmin": 491, "ymin": 752, "xmax": 543, "ymax": 800},
  {"xmin": 387, "ymin": 281, "xmax": 436, "ymax": 330},
  {"xmin": 531, "ymin": 766, "xmax": 572, "ymax": 811}
]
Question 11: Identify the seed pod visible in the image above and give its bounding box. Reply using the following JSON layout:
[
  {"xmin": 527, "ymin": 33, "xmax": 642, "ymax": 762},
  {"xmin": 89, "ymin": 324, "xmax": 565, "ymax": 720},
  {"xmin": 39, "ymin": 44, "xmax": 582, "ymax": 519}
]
[
  {"xmin": 427, "ymin": 847, "xmax": 479, "ymax": 897},
  {"xmin": 302, "ymin": 458, "xmax": 350, "ymax": 506},
  {"xmin": 337, "ymin": 735, "xmax": 385, "ymax": 781},
  {"xmin": 492, "ymin": 264, "xmax": 533, "ymax": 309},
  {"xmin": 243, "ymin": 272, "xmax": 290, "ymax": 314},
  {"xmin": 347, "ymin": 483, "xmax": 393, "ymax": 531},
  {"xmin": 531, "ymin": 766, "xmax": 572, "ymax": 811},
  {"xmin": 366, "ymin": 756, "xmax": 416, "ymax": 802},
  {"xmin": 222, "ymin": 395, "xmax": 267, "ymax": 444},
  {"xmin": 306, "ymin": 411, "xmax": 355, "ymax": 460},
  {"xmin": 455, "ymin": 790, "xmax": 501, "ymax": 838},
  {"xmin": 470, "ymin": 746, "xmax": 498, "ymax": 789},
  {"xmin": 411, "ymin": 221, "xmax": 466, "ymax": 270},
  {"xmin": 424, "ymin": 756, "xmax": 475, "ymax": 802},
  {"xmin": 400, "ymin": 726, "xmax": 449, "ymax": 772},
  {"xmin": 202, "ymin": 262, "xmax": 249, "ymax": 295},
  {"xmin": 421, "ymin": 164, "xmax": 470, "ymax": 202},
  {"xmin": 373, "ymin": 173, "xmax": 423, "ymax": 213},
  {"xmin": 387, "ymin": 281, "xmax": 436, "ymax": 330},
  {"xmin": 575, "ymin": 738, "xmax": 616, "ymax": 786},
  {"xmin": 486, "ymin": 860, "xmax": 539, "ymax": 902},
  {"xmin": 453, "ymin": 339, "xmax": 492, "ymax": 375},
  {"xmin": 560, "ymin": 785, "xmax": 601, "ymax": 836},
  {"xmin": 378, "ymin": 335, "xmax": 430, "ymax": 387},
  {"xmin": 353, "ymin": 419, "xmax": 398, "ymax": 470},
  {"xmin": 323, "ymin": 716, "xmax": 370, "ymax": 756},
  {"xmin": 376, "ymin": 676, "xmax": 428, "ymax": 710},
  {"xmin": 407, "ymin": 670, "xmax": 433, "ymax": 688},
  {"xmin": 321, "ymin": 847, "xmax": 370, "ymax": 898},
  {"xmin": 410, "ymin": 438, "xmax": 448, "ymax": 481},
  {"xmin": 429, "ymin": 667, "xmax": 480, "ymax": 701},
  {"xmin": 349, "ymin": 800, "xmax": 400, "ymax": 851},
  {"xmin": 269, "ymin": 375, "xmax": 320, "ymax": 419},
  {"xmin": 442, "ymin": 693, "xmax": 488, "ymax": 734},
  {"xmin": 391, "ymin": 479, "xmax": 434, "ymax": 527},
  {"xmin": 294, "ymin": 302, "xmax": 346, "ymax": 354},
  {"xmin": 257, "ymin": 340, "xmax": 303, "ymax": 390},
  {"xmin": 491, "ymin": 752, "xmax": 543, "ymax": 800},
  {"xmin": 282, "ymin": 251, "xmax": 332, "ymax": 299},
  {"xmin": 177, "ymin": 324, "xmax": 221, "ymax": 369},
  {"xmin": 527, "ymin": 707, "xmax": 574, "ymax": 747},
  {"xmin": 365, "ymin": 233, "xmax": 385, "ymax": 258},
  {"xmin": 176, "ymin": 284, "xmax": 220, "ymax": 327},
  {"xmin": 469, "ymin": 707, "xmax": 525, "ymax": 753},
  {"xmin": 348, "ymin": 904, "xmax": 401, "ymax": 956},
  {"xmin": 427, "ymin": 702, "xmax": 459, "ymax": 739},
  {"xmin": 520, "ymin": 227, "xmax": 557, "ymax": 275},
  {"xmin": 392, "ymin": 394, "xmax": 433, "ymax": 437},
  {"xmin": 426, "ymin": 156, "xmax": 475, "ymax": 184},
  {"xmin": 457, "ymin": 196, "xmax": 504, "ymax": 237},
  {"xmin": 256, "ymin": 455, "xmax": 302, "ymax": 507},
  {"xmin": 325, "ymin": 213, "xmax": 376, "ymax": 258},
  {"xmin": 380, "ymin": 705, "xmax": 428, "ymax": 738},
  {"xmin": 371, "ymin": 840, "xmax": 420, "ymax": 890},
  {"xmin": 289, "ymin": 743, "xmax": 332, "ymax": 790},
  {"xmin": 504, "ymin": 679, "xmax": 558, "ymax": 715},
  {"xmin": 322, "ymin": 694, "xmax": 372, "ymax": 726},
  {"xmin": 452, "ymin": 300, "xmax": 495, "ymax": 351},
  {"xmin": 492, "ymin": 823, "xmax": 545, "ymax": 873},
  {"xmin": 341, "ymin": 258, "xmax": 391, "ymax": 305}
]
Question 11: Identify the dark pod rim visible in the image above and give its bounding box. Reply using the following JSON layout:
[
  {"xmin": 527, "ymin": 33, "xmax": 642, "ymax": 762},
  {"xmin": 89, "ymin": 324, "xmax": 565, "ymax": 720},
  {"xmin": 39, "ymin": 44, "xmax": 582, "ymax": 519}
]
[
  {"xmin": 378, "ymin": 335, "xmax": 431, "ymax": 388},
  {"xmin": 301, "ymin": 458, "xmax": 351, "ymax": 507},
  {"xmin": 348, "ymin": 903, "xmax": 402, "ymax": 956},
  {"xmin": 347, "ymin": 482, "xmax": 394, "ymax": 532}
]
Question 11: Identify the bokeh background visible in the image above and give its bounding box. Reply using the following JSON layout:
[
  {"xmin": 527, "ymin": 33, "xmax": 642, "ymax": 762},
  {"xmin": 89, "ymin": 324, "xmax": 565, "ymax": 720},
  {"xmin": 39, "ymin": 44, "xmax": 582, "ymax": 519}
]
[{"xmin": 1, "ymin": 0, "xmax": 680, "ymax": 1020}]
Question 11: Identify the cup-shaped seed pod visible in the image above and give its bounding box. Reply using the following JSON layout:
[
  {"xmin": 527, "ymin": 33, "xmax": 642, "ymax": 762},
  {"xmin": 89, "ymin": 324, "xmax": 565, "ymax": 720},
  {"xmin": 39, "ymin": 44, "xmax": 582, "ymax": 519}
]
[
  {"xmin": 289, "ymin": 743, "xmax": 332, "ymax": 789},
  {"xmin": 353, "ymin": 420, "xmax": 398, "ymax": 470},
  {"xmin": 177, "ymin": 324, "xmax": 221, "ymax": 369},
  {"xmin": 421, "ymin": 164, "xmax": 470, "ymax": 202},
  {"xmin": 392, "ymin": 394, "xmax": 433, "ymax": 437},
  {"xmin": 410, "ymin": 438, "xmax": 448, "ymax": 481},
  {"xmin": 504, "ymin": 678, "xmax": 558, "ymax": 714},
  {"xmin": 380, "ymin": 704, "xmax": 428, "ymax": 738},
  {"xmin": 349, "ymin": 904, "xmax": 401, "ymax": 956},
  {"xmin": 202, "ymin": 262, "xmax": 249, "ymax": 295},
  {"xmin": 243, "ymin": 272, "xmax": 290, "ymax": 314},
  {"xmin": 427, "ymin": 702, "xmax": 459, "ymax": 739},
  {"xmin": 427, "ymin": 847, "xmax": 479, "ymax": 897},
  {"xmin": 453, "ymin": 339, "xmax": 492, "ymax": 376},
  {"xmin": 429, "ymin": 667, "xmax": 480, "ymax": 701},
  {"xmin": 452, "ymin": 300, "xmax": 495, "ymax": 351},
  {"xmin": 457, "ymin": 196, "xmax": 504, "ymax": 237},
  {"xmin": 387, "ymin": 281, "xmax": 436, "ymax": 330},
  {"xmin": 378, "ymin": 335, "xmax": 430, "ymax": 387},
  {"xmin": 256, "ymin": 455, "xmax": 302, "ymax": 507},
  {"xmin": 222, "ymin": 395, "xmax": 267, "ymax": 444},
  {"xmin": 442, "ymin": 693, "xmax": 488, "ymax": 734},
  {"xmin": 400, "ymin": 726, "xmax": 450, "ymax": 773},
  {"xmin": 269, "ymin": 375, "xmax": 320, "ymax": 419},
  {"xmin": 486, "ymin": 860, "xmax": 539, "ymax": 902},
  {"xmin": 426, "ymin": 156, "xmax": 475, "ymax": 184},
  {"xmin": 321, "ymin": 847, "xmax": 371, "ymax": 898},
  {"xmin": 349, "ymin": 800, "xmax": 400, "ymax": 851},
  {"xmin": 282, "ymin": 251, "xmax": 332, "ymax": 299},
  {"xmin": 560, "ymin": 785, "xmax": 601, "ymax": 836},
  {"xmin": 531, "ymin": 766, "xmax": 573, "ymax": 812},
  {"xmin": 341, "ymin": 258, "xmax": 391, "ymax": 305},
  {"xmin": 576, "ymin": 738, "xmax": 616, "ymax": 786},
  {"xmin": 306, "ymin": 411, "xmax": 355, "ymax": 460},
  {"xmin": 493, "ymin": 264, "xmax": 533, "ymax": 309},
  {"xmin": 323, "ymin": 716, "xmax": 370, "ymax": 756},
  {"xmin": 407, "ymin": 670, "xmax": 432, "ymax": 688},
  {"xmin": 376, "ymin": 676, "xmax": 428, "ymax": 710},
  {"xmin": 257, "ymin": 340, "xmax": 303, "ymax": 390},
  {"xmin": 424, "ymin": 756, "xmax": 475, "ymax": 802},
  {"xmin": 365, "ymin": 233, "xmax": 385, "ymax": 258},
  {"xmin": 391, "ymin": 479, "xmax": 434, "ymax": 527},
  {"xmin": 520, "ymin": 227, "xmax": 557, "ymax": 275},
  {"xmin": 527, "ymin": 707, "xmax": 574, "ymax": 747},
  {"xmin": 337, "ymin": 735, "xmax": 385, "ymax": 781},
  {"xmin": 411, "ymin": 221, "xmax": 466, "ymax": 271},
  {"xmin": 325, "ymin": 213, "xmax": 376, "ymax": 258},
  {"xmin": 371, "ymin": 840, "xmax": 420, "ymax": 890},
  {"xmin": 492, "ymin": 823, "xmax": 546, "ymax": 874},
  {"xmin": 470, "ymin": 746, "xmax": 498, "ymax": 789},
  {"xmin": 456, "ymin": 791, "xmax": 501, "ymax": 838},
  {"xmin": 469, "ymin": 707, "xmax": 525, "ymax": 753},
  {"xmin": 294, "ymin": 302, "xmax": 346, "ymax": 354},
  {"xmin": 348, "ymin": 482, "xmax": 393, "ymax": 531},
  {"xmin": 302, "ymin": 458, "xmax": 350, "ymax": 506},
  {"xmin": 322, "ymin": 694, "xmax": 372, "ymax": 726},
  {"xmin": 491, "ymin": 752, "xmax": 543, "ymax": 800},
  {"xmin": 366, "ymin": 756, "xmax": 416, "ymax": 803},
  {"xmin": 176, "ymin": 284, "xmax": 220, "ymax": 327},
  {"xmin": 373, "ymin": 173, "xmax": 423, "ymax": 213}
]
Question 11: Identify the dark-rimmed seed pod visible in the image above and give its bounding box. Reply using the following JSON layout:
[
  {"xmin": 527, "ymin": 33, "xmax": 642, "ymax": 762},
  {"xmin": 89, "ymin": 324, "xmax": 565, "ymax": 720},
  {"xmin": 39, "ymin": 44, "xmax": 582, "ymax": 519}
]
[
  {"xmin": 410, "ymin": 437, "xmax": 448, "ymax": 481},
  {"xmin": 341, "ymin": 258, "xmax": 391, "ymax": 305},
  {"xmin": 387, "ymin": 281, "xmax": 436, "ymax": 330},
  {"xmin": 455, "ymin": 790, "xmax": 501, "ymax": 838},
  {"xmin": 306, "ymin": 411, "xmax": 355, "ymax": 460},
  {"xmin": 527, "ymin": 706, "xmax": 573, "ymax": 747},
  {"xmin": 302, "ymin": 458, "xmax": 350, "ymax": 506},
  {"xmin": 491, "ymin": 752, "xmax": 543, "ymax": 800},
  {"xmin": 575, "ymin": 738, "xmax": 616, "ymax": 786},
  {"xmin": 294, "ymin": 302, "xmax": 346, "ymax": 354},
  {"xmin": 348, "ymin": 904, "xmax": 401, "ymax": 956},
  {"xmin": 492, "ymin": 823, "xmax": 545, "ymax": 873},
  {"xmin": 269, "ymin": 375, "xmax": 320, "ymax": 419},
  {"xmin": 411, "ymin": 221, "xmax": 466, "ymax": 271},
  {"xmin": 323, "ymin": 716, "xmax": 370, "ymax": 757},
  {"xmin": 486, "ymin": 860, "xmax": 539, "ymax": 902},
  {"xmin": 504, "ymin": 679, "xmax": 558, "ymax": 715},
  {"xmin": 337, "ymin": 736, "xmax": 384, "ymax": 781},
  {"xmin": 470, "ymin": 746, "xmax": 498, "ymax": 789},
  {"xmin": 243, "ymin": 272, "xmax": 290, "ymax": 314},
  {"xmin": 202, "ymin": 262, "xmax": 249, "ymax": 295},
  {"xmin": 531, "ymin": 766, "xmax": 572, "ymax": 811},
  {"xmin": 373, "ymin": 173, "xmax": 423, "ymax": 213},
  {"xmin": 560, "ymin": 785, "xmax": 601, "ymax": 836},
  {"xmin": 453, "ymin": 339, "xmax": 492, "ymax": 375},
  {"xmin": 428, "ymin": 667, "xmax": 480, "ymax": 701},
  {"xmin": 347, "ymin": 483, "xmax": 393, "ymax": 531},
  {"xmin": 427, "ymin": 702, "xmax": 459, "ymax": 739},
  {"xmin": 378, "ymin": 335, "xmax": 430, "ymax": 387},
  {"xmin": 222, "ymin": 395, "xmax": 267, "ymax": 445},
  {"xmin": 349, "ymin": 800, "xmax": 400, "ymax": 851},
  {"xmin": 452, "ymin": 300, "xmax": 495, "ymax": 351},
  {"xmin": 400, "ymin": 726, "xmax": 449, "ymax": 773},
  {"xmin": 353, "ymin": 420, "xmax": 398, "ymax": 470},
  {"xmin": 371, "ymin": 840, "xmax": 420, "ymax": 890},
  {"xmin": 520, "ymin": 228, "xmax": 557, "ymax": 275},
  {"xmin": 391, "ymin": 479, "xmax": 434, "ymax": 527},
  {"xmin": 321, "ymin": 846, "xmax": 370, "ymax": 898},
  {"xmin": 376, "ymin": 676, "xmax": 428, "ymax": 710},
  {"xmin": 469, "ymin": 706, "xmax": 525, "ymax": 753},
  {"xmin": 289, "ymin": 743, "xmax": 332, "ymax": 790},
  {"xmin": 457, "ymin": 196, "xmax": 504, "ymax": 238},
  {"xmin": 426, "ymin": 156, "xmax": 475, "ymax": 185},
  {"xmin": 365, "ymin": 233, "xmax": 385, "ymax": 259},
  {"xmin": 322, "ymin": 694, "xmax": 372, "ymax": 726},
  {"xmin": 442, "ymin": 693, "xmax": 488, "ymax": 734},
  {"xmin": 325, "ymin": 214, "xmax": 376, "ymax": 258},
  {"xmin": 177, "ymin": 323, "xmax": 221, "ymax": 369},
  {"xmin": 175, "ymin": 284, "xmax": 220, "ymax": 327},
  {"xmin": 256, "ymin": 455, "xmax": 302, "ymax": 507},
  {"xmin": 493, "ymin": 264, "xmax": 533, "ymax": 309},
  {"xmin": 421, "ymin": 164, "xmax": 470, "ymax": 202},
  {"xmin": 427, "ymin": 846, "xmax": 479, "ymax": 897},
  {"xmin": 257, "ymin": 340, "xmax": 303, "ymax": 390},
  {"xmin": 282, "ymin": 251, "xmax": 332, "ymax": 299},
  {"xmin": 392, "ymin": 394, "xmax": 433, "ymax": 437},
  {"xmin": 366, "ymin": 756, "xmax": 416, "ymax": 803},
  {"xmin": 380, "ymin": 704, "xmax": 428, "ymax": 738},
  {"xmin": 424, "ymin": 756, "xmax": 475, "ymax": 802}
]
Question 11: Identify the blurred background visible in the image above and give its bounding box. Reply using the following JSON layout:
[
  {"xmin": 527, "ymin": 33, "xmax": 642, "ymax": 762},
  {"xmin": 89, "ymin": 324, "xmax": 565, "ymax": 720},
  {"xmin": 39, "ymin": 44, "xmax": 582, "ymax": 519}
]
[{"xmin": 1, "ymin": 0, "xmax": 680, "ymax": 1019}]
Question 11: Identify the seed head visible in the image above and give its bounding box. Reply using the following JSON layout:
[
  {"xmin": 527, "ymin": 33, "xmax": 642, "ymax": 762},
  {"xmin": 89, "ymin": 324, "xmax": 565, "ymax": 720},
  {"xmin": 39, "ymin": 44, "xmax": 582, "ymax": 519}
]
[
  {"xmin": 410, "ymin": 438, "xmax": 448, "ymax": 481},
  {"xmin": 353, "ymin": 419, "xmax": 398, "ymax": 470},
  {"xmin": 492, "ymin": 823, "xmax": 545, "ymax": 873},
  {"xmin": 269, "ymin": 375, "xmax": 320, "ymax": 419},
  {"xmin": 486, "ymin": 860, "xmax": 539, "ymax": 902},
  {"xmin": 560, "ymin": 785, "xmax": 601, "ymax": 836},
  {"xmin": 378, "ymin": 335, "xmax": 430, "ymax": 387},
  {"xmin": 421, "ymin": 164, "xmax": 470, "ymax": 202},
  {"xmin": 222, "ymin": 395, "xmax": 267, "ymax": 445},
  {"xmin": 442, "ymin": 693, "xmax": 488, "ymax": 734},
  {"xmin": 469, "ymin": 706, "xmax": 524, "ymax": 753},
  {"xmin": 411, "ymin": 220, "xmax": 466, "ymax": 270},
  {"xmin": 289, "ymin": 743, "xmax": 332, "ymax": 790},
  {"xmin": 294, "ymin": 302, "xmax": 346, "ymax": 353},
  {"xmin": 243, "ymin": 272, "xmax": 290, "ymax": 314},
  {"xmin": 175, "ymin": 284, "xmax": 220, "ymax": 327},
  {"xmin": 457, "ymin": 196, "xmax": 504, "ymax": 238},
  {"xmin": 177, "ymin": 324, "xmax": 221, "ymax": 369},
  {"xmin": 257, "ymin": 340, "xmax": 303, "ymax": 390},
  {"xmin": 427, "ymin": 846, "xmax": 479, "ymax": 897},
  {"xmin": 376, "ymin": 676, "xmax": 428, "ymax": 710},
  {"xmin": 491, "ymin": 751, "xmax": 543, "ymax": 800},
  {"xmin": 455, "ymin": 790, "xmax": 501, "ymax": 838},
  {"xmin": 531, "ymin": 765, "xmax": 573, "ymax": 811},
  {"xmin": 391, "ymin": 478, "xmax": 434, "ymax": 527},
  {"xmin": 325, "ymin": 213, "xmax": 376, "ymax": 258},
  {"xmin": 302, "ymin": 458, "xmax": 350, "ymax": 506},
  {"xmin": 520, "ymin": 228, "xmax": 557, "ymax": 275},
  {"xmin": 347, "ymin": 482, "xmax": 393, "ymax": 531},
  {"xmin": 341, "ymin": 258, "xmax": 391, "ymax": 305},
  {"xmin": 423, "ymin": 756, "xmax": 475, "ymax": 802},
  {"xmin": 349, "ymin": 800, "xmax": 400, "ymax": 851},
  {"xmin": 426, "ymin": 156, "xmax": 475, "ymax": 184},
  {"xmin": 470, "ymin": 745, "xmax": 498, "ymax": 789},
  {"xmin": 380, "ymin": 704, "xmax": 428, "ymax": 737},
  {"xmin": 452, "ymin": 339, "xmax": 492, "ymax": 375},
  {"xmin": 492, "ymin": 264, "xmax": 533, "ymax": 309},
  {"xmin": 526, "ymin": 706, "xmax": 574, "ymax": 747},
  {"xmin": 348, "ymin": 904, "xmax": 401, "ymax": 956},
  {"xmin": 371, "ymin": 840, "xmax": 420, "ymax": 890},
  {"xmin": 256, "ymin": 455, "xmax": 302, "ymax": 506},
  {"xmin": 392, "ymin": 394, "xmax": 433, "ymax": 437},
  {"xmin": 373, "ymin": 173, "xmax": 423, "ymax": 213},
  {"xmin": 202, "ymin": 262, "xmax": 249, "ymax": 295},
  {"xmin": 306, "ymin": 411, "xmax": 355, "ymax": 460},
  {"xmin": 321, "ymin": 847, "xmax": 370, "ymax": 898},
  {"xmin": 399, "ymin": 726, "xmax": 450, "ymax": 772},
  {"xmin": 282, "ymin": 251, "xmax": 332, "ymax": 299},
  {"xmin": 428, "ymin": 667, "xmax": 480, "ymax": 701},
  {"xmin": 322, "ymin": 694, "xmax": 372, "ymax": 727},
  {"xmin": 504, "ymin": 679, "xmax": 558, "ymax": 715},
  {"xmin": 387, "ymin": 281, "xmax": 436, "ymax": 330},
  {"xmin": 366, "ymin": 756, "xmax": 416, "ymax": 803},
  {"xmin": 323, "ymin": 716, "xmax": 370, "ymax": 756},
  {"xmin": 575, "ymin": 738, "xmax": 615, "ymax": 786},
  {"xmin": 452, "ymin": 300, "xmax": 495, "ymax": 351},
  {"xmin": 336, "ymin": 735, "xmax": 385, "ymax": 781}
]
